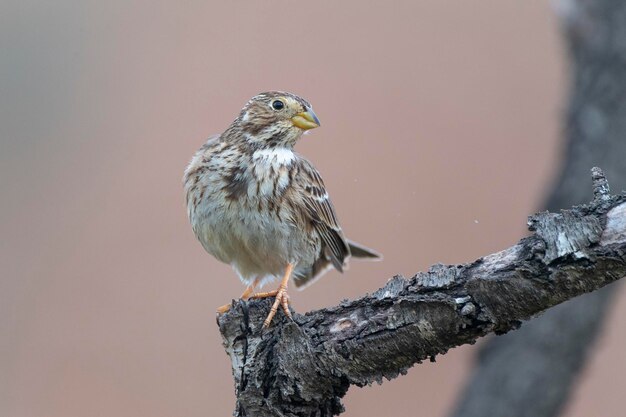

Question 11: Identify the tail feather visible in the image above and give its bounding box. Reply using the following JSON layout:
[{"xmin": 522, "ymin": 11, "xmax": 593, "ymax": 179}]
[
  {"xmin": 348, "ymin": 240, "xmax": 382, "ymax": 260},
  {"xmin": 293, "ymin": 240, "xmax": 381, "ymax": 290}
]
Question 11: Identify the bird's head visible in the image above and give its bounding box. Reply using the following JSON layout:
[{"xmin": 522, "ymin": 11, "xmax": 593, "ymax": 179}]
[{"xmin": 233, "ymin": 91, "xmax": 320, "ymax": 148}]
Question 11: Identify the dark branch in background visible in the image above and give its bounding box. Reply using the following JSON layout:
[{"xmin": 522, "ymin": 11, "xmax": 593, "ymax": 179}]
[
  {"xmin": 218, "ymin": 169, "xmax": 626, "ymax": 417},
  {"xmin": 449, "ymin": 1, "xmax": 626, "ymax": 416}
]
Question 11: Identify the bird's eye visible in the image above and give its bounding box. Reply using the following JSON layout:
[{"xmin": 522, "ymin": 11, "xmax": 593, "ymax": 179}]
[{"xmin": 272, "ymin": 100, "xmax": 285, "ymax": 110}]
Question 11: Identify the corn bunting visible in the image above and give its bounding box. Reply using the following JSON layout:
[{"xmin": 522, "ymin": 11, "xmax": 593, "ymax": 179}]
[{"xmin": 184, "ymin": 91, "xmax": 380, "ymax": 327}]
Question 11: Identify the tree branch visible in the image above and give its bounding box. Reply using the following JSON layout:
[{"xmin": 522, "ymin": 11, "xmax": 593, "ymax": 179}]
[
  {"xmin": 450, "ymin": 2, "xmax": 626, "ymax": 415},
  {"xmin": 217, "ymin": 168, "xmax": 626, "ymax": 417}
]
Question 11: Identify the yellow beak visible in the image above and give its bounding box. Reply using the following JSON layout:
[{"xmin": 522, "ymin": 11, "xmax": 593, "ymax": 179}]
[{"xmin": 291, "ymin": 108, "xmax": 320, "ymax": 130}]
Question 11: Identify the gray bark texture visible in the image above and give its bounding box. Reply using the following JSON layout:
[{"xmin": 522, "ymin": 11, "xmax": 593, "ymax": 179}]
[
  {"xmin": 218, "ymin": 168, "xmax": 626, "ymax": 417},
  {"xmin": 449, "ymin": 1, "xmax": 626, "ymax": 416}
]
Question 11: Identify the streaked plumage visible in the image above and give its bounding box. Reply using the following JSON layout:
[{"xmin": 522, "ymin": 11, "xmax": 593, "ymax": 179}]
[{"xmin": 184, "ymin": 91, "xmax": 380, "ymax": 326}]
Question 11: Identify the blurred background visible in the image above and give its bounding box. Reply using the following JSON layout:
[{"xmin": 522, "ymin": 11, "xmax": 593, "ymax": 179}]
[{"xmin": 2, "ymin": 1, "xmax": 625, "ymax": 416}]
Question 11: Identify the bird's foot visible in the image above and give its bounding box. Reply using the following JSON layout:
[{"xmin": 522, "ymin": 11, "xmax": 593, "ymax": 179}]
[
  {"xmin": 216, "ymin": 303, "xmax": 232, "ymax": 314},
  {"xmin": 249, "ymin": 289, "xmax": 279, "ymax": 299},
  {"xmin": 216, "ymin": 281, "xmax": 259, "ymax": 315},
  {"xmin": 257, "ymin": 285, "xmax": 291, "ymax": 328},
  {"xmin": 216, "ymin": 289, "xmax": 291, "ymax": 320}
]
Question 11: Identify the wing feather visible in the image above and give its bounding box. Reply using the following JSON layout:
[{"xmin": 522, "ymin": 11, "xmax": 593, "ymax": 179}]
[{"xmin": 296, "ymin": 159, "xmax": 350, "ymax": 271}]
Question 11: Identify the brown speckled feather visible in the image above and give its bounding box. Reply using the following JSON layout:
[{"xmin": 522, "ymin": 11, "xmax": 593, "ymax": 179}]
[{"xmin": 296, "ymin": 159, "xmax": 349, "ymax": 271}]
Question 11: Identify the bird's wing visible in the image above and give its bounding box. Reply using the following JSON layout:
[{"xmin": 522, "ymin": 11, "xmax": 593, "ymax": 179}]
[{"xmin": 295, "ymin": 158, "xmax": 350, "ymax": 272}]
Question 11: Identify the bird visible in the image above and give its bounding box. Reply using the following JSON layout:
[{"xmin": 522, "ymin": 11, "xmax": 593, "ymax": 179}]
[{"xmin": 183, "ymin": 91, "xmax": 380, "ymax": 328}]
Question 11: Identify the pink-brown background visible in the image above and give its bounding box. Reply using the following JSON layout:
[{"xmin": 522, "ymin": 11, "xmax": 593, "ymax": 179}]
[{"xmin": 2, "ymin": 1, "xmax": 625, "ymax": 416}]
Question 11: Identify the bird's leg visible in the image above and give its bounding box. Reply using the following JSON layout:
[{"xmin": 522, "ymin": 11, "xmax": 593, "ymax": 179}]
[
  {"xmin": 249, "ymin": 264, "xmax": 294, "ymax": 328},
  {"xmin": 240, "ymin": 280, "xmax": 258, "ymax": 300},
  {"xmin": 216, "ymin": 276, "xmax": 261, "ymax": 314}
]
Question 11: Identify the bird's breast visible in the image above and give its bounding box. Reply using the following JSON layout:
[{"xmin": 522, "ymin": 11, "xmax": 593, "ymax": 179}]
[{"xmin": 185, "ymin": 145, "xmax": 317, "ymax": 278}]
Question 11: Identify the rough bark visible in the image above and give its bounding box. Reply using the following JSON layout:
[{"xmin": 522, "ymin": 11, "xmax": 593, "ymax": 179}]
[
  {"xmin": 449, "ymin": 1, "xmax": 626, "ymax": 416},
  {"xmin": 218, "ymin": 169, "xmax": 626, "ymax": 417}
]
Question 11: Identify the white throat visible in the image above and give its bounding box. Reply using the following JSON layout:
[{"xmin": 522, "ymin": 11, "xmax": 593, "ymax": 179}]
[{"xmin": 252, "ymin": 148, "xmax": 296, "ymax": 165}]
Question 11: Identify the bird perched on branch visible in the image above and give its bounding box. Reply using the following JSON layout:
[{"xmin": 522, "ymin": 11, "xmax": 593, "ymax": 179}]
[{"xmin": 184, "ymin": 91, "xmax": 380, "ymax": 327}]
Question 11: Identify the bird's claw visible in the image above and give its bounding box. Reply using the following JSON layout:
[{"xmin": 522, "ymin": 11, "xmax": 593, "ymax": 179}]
[
  {"xmin": 263, "ymin": 286, "xmax": 291, "ymax": 328},
  {"xmin": 216, "ymin": 303, "xmax": 231, "ymax": 314}
]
